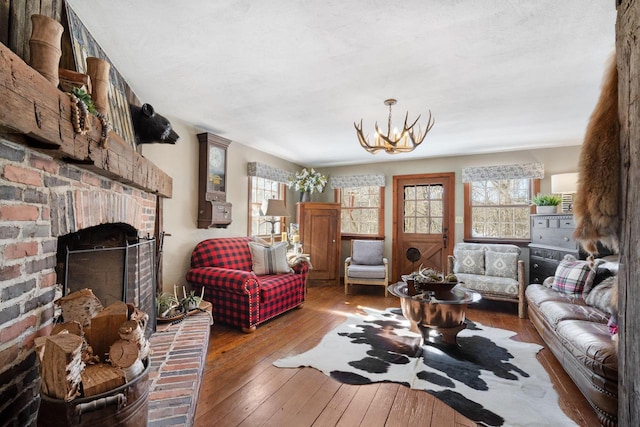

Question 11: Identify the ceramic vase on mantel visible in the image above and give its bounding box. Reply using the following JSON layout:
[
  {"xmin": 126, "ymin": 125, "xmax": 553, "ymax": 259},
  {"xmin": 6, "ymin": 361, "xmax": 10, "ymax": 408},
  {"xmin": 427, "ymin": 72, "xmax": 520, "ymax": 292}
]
[
  {"xmin": 86, "ymin": 57, "xmax": 111, "ymax": 116},
  {"xmin": 29, "ymin": 14, "xmax": 64, "ymax": 87},
  {"xmin": 300, "ymin": 191, "xmax": 311, "ymax": 202}
]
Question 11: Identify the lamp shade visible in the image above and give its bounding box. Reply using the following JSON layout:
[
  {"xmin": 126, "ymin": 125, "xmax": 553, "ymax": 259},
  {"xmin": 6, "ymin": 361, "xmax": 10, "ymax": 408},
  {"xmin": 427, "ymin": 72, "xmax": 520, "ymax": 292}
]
[
  {"xmin": 260, "ymin": 199, "xmax": 289, "ymax": 217},
  {"xmin": 551, "ymin": 173, "xmax": 578, "ymax": 194}
]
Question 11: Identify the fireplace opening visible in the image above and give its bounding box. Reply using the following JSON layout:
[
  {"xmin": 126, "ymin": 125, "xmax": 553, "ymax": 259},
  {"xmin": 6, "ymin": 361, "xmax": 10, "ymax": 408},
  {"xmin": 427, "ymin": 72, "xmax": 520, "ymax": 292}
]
[{"xmin": 56, "ymin": 223, "xmax": 157, "ymax": 338}]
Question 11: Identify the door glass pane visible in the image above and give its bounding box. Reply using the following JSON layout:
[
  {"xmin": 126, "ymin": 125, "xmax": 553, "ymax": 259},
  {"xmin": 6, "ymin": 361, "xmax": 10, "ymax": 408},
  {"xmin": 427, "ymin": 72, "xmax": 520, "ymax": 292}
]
[
  {"xmin": 431, "ymin": 200, "xmax": 443, "ymax": 217},
  {"xmin": 404, "ymin": 184, "xmax": 445, "ymax": 235},
  {"xmin": 430, "ymin": 185, "xmax": 443, "ymax": 199},
  {"xmin": 405, "ymin": 187, "xmax": 415, "ymax": 199},
  {"xmin": 431, "ymin": 218, "xmax": 443, "ymax": 234},
  {"xmin": 416, "ymin": 217, "xmax": 428, "ymax": 233},
  {"xmin": 416, "ymin": 185, "xmax": 428, "ymax": 199},
  {"xmin": 404, "ymin": 217, "xmax": 415, "ymax": 232}
]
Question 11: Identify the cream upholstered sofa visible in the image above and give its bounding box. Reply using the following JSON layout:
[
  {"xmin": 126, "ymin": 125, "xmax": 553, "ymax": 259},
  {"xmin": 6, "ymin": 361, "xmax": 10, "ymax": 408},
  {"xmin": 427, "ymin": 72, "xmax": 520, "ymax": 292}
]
[{"xmin": 447, "ymin": 242, "xmax": 526, "ymax": 317}]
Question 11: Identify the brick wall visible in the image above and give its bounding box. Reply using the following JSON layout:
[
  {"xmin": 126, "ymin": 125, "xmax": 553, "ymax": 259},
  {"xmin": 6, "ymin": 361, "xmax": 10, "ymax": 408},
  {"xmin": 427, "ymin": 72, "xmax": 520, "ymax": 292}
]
[{"xmin": 0, "ymin": 137, "xmax": 157, "ymax": 426}]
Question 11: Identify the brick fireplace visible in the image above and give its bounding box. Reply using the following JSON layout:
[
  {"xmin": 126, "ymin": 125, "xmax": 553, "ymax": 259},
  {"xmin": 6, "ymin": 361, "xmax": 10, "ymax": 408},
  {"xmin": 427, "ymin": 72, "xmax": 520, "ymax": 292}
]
[{"xmin": 0, "ymin": 137, "xmax": 158, "ymax": 425}]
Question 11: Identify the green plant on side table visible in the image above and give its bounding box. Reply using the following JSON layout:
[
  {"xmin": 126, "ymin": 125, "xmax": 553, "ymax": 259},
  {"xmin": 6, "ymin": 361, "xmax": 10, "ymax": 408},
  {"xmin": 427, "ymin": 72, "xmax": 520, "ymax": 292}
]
[{"xmin": 532, "ymin": 193, "xmax": 562, "ymax": 214}]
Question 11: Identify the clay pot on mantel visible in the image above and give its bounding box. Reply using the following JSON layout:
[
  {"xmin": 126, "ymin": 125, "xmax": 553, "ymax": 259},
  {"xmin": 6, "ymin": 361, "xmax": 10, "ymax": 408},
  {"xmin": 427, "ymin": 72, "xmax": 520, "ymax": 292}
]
[
  {"xmin": 86, "ymin": 57, "xmax": 111, "ymax": 116},
  {"xmin": 29, "ymin": 14, "xmax": 64, "ymax": 87}
]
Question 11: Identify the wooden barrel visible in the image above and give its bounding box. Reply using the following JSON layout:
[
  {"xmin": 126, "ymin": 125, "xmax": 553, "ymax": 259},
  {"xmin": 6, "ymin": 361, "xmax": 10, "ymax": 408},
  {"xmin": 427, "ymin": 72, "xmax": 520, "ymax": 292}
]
[{"xmin": 37, "ymin": 360, "xmax": 149, "ymax": 427}]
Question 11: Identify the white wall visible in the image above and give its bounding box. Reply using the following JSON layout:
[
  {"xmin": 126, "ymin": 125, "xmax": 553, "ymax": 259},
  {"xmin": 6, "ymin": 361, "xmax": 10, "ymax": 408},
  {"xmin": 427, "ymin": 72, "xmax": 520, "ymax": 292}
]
[
  {"xmin": 141, "ymin": 116, "xmax": 581, "ymax": 288},
  {"xmin": 139, "ymin": 117, "xmax": 301, "ymax": 291}
]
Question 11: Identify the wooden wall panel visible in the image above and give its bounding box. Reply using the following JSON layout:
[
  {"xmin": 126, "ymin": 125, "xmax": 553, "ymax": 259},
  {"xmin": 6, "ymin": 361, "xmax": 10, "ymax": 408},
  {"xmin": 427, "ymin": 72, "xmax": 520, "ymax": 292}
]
[{"xmin": 616, "ymin": 0, "xmax": 640, "ymax": 425}]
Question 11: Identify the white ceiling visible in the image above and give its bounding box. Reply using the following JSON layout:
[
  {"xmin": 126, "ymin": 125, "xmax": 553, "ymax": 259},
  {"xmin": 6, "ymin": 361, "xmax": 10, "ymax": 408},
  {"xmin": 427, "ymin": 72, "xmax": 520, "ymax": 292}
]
[{"xmin": 66, "ymin": 0, "xmax": 616, "ymax": 167}]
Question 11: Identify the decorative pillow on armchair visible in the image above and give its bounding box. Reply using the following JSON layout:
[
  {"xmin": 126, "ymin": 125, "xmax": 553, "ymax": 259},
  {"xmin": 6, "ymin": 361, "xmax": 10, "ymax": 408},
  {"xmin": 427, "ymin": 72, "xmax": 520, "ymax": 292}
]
[
  {"xmin": 485, "ymin": 251, "xmax": 518, "ymax": 278},
  {"xmin": 248, "ymin": 241, "xmax": 291, "ymax": 275},
  {"xmin": 552, "ymin": 255, "xmax": 595, "ymax": 297},
  {"xmin": 352, "ymin": 240, "xmax": 384, "ymax": 265},
  {"xmin": 453, "ymin": 249, "xmax": 485, "ymax": 275}
]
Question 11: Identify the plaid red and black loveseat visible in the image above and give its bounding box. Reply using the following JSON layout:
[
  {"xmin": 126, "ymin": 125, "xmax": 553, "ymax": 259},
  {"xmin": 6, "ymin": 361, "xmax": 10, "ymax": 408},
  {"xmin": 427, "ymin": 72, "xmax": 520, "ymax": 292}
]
[{"xmin": 186, "ymin": 237, "xmax": 309, "ymax": 332}]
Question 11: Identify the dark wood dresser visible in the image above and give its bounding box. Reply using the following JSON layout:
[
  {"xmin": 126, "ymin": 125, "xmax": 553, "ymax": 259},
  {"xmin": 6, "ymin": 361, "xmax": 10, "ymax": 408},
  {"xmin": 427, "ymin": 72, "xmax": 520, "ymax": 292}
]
[{"xmin": 528, "ymin": 213, "xmax": 581, "ymax": 284}]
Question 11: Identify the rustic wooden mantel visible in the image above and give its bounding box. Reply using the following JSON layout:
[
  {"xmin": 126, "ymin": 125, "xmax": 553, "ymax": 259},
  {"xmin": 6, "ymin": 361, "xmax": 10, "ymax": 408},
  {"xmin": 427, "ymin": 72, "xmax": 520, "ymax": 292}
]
[{"xmin": 0, "ymin": 42, "xmax": 172, "ymax": 198}]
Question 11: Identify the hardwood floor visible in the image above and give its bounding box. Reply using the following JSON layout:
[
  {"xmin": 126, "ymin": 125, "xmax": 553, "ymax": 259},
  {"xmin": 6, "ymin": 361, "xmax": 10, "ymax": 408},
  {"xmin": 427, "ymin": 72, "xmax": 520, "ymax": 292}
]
[{"xmin": 193, "ymin": 285, "xmax": 600, "ymax": 427}]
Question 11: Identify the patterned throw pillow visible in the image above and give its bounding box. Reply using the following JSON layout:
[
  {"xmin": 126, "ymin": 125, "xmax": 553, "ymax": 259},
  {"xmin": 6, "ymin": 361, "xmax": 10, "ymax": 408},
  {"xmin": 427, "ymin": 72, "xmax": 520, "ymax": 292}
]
[
  {"xmin": 248, "ymin": 241, "xmax": 291, "ymax": 275},
  {"xmin": 485, "ymin": 251, "xmax": 518, "ymax": 278},
  {"xmin": 453, "ymin": 249, "xmax": 485, "ymax": 275},
  {"xmin": 552, "ymin": 256, "xmax": 596, "ymax": 297}
]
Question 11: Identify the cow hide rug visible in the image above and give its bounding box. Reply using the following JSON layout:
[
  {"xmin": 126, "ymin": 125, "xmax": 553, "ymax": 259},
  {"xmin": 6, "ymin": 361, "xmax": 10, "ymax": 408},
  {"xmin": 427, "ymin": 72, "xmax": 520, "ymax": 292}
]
[{"xmin": 273, "ymin": 307, "xmax": 577, "ymax": 427}]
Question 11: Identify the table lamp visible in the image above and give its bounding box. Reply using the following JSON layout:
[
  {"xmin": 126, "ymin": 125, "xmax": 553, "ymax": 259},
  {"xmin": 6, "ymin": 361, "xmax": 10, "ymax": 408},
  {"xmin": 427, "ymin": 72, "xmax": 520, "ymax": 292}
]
[
  {"xmin": 551, "ymin": 173, "xmax": 578, "ymax": 213},
  {"xmin": 260, "ymin": 199, "xmax": 289, "ymax": 244}
]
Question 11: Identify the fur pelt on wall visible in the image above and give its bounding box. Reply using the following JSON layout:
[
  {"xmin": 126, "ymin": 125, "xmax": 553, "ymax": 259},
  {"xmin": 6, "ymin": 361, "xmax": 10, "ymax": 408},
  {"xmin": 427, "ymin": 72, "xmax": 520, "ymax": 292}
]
[{"xmin": 572, "ymin": 54, "xmax": 620, "ymax": 255}]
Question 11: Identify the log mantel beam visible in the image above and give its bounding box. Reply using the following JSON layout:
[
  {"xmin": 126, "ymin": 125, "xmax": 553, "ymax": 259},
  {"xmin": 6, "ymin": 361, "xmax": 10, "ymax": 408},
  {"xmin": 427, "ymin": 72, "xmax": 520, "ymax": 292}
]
[{"xmin": 0, "ymin": 42, "xmax": 172, "ymax": 198}]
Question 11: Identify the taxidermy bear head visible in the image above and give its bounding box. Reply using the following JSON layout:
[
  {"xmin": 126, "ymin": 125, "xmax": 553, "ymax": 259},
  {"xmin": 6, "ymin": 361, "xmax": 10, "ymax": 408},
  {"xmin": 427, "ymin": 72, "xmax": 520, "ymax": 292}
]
[{"xmin": 130, "ymin": 103, "xmax": 179, "ymax": 145}]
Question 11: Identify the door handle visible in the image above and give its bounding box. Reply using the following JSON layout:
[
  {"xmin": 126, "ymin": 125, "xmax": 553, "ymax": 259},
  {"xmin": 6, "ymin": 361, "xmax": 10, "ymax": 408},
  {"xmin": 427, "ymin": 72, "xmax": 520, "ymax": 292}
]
[{"xmin": 443, "ymin": 227, "xmax": 448, "ymax": 249}]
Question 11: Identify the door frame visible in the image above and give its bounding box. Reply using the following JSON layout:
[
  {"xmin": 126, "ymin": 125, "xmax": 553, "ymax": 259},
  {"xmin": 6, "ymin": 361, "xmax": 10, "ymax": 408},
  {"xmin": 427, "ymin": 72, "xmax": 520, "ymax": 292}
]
[{"xmin": 391, "ymin": 172, "xmax": 456, "ymax": 283}]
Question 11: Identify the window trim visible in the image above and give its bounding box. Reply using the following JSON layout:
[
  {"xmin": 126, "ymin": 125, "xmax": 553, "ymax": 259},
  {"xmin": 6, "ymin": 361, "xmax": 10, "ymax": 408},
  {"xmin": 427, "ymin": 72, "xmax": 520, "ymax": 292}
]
[
  {"xmin": 334, "ymin": 187, "xmax": 385, "ymax": 240},
  {"xmin": 247, "ymin": 177, "xmax": 287, "ymax": 239},
  {"xmin": 463, "ymin": 178, "xmax": 539, "ymax": 243}
]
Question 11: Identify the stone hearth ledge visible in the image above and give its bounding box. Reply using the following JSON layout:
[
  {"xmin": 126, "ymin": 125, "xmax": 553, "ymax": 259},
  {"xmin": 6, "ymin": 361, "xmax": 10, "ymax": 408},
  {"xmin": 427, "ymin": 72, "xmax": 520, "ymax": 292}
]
[{"xmin": 148, "ymin": 306, "xmax": 212, "ymax": 426}]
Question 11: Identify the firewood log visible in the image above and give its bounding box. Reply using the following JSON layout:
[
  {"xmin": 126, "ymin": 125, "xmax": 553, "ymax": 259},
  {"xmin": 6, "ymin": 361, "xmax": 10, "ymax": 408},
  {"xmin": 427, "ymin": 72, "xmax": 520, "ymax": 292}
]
[
  {"xmin": 88, "ymin": 301, "xmax": 128, "ymax": 362},
  {"xmin": 81, "ymin": 364, "xmax": 126, "ymax": 397},
  {"xmin": 51, "ymin": 321, "xmax": 83, "ymax": 337},
  {"xmin": 55, "ymin": 289, "xmax": 103, "ymax": 328},
  {"xmin": 118, "ymin": 320, "xmax": 150, "ymax": 360},
  {"xmin": 40, "ymin": 334, "xmax": 84, "ymax": 401},
  {"xmin": 108, "ymin": 339, "xmax": 139, "ymax": 369}
]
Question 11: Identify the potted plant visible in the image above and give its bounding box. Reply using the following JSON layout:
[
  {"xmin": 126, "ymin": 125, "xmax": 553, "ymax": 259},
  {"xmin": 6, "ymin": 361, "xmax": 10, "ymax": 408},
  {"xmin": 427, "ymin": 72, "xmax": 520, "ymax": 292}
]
[
  {"xmin": 181, "ymin": 290, "xmax": 201, "ymax": 311},
  {"xmin": 288, "ymin": 168, "xmax": 328, "ymax": 202},
  {"xmin": 532, "ymin": 193, "xmax": 562, "ymax": 214},
  {"xmin": 157, "ymin": 292, "xmax": 179, "ymax": 318}
]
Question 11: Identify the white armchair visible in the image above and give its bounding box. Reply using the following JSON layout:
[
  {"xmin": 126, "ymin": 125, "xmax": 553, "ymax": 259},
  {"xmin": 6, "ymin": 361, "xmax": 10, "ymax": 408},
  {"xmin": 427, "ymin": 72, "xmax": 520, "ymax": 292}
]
[{"xmin": 344, "ymin": 240, "xmax": 389, "ymax": 297}]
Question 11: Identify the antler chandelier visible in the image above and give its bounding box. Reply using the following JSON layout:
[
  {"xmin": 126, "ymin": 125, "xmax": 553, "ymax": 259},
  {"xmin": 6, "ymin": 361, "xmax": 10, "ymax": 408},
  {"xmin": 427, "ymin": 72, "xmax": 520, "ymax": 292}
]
[{"xmin": 354, "ymin": 98, "xmax": 434, "ymax": 154}]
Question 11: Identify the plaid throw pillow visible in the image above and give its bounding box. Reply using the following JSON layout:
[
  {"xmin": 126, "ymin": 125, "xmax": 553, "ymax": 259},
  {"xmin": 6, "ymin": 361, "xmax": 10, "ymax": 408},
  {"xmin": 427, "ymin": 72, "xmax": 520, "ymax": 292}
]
[
  {"xmin": 248, "ymin": 241, "xmax": 291, "ymax": 275},
  {"xmin": 552, "ymin": 256, "xmax": 595, "ymax": 297}
]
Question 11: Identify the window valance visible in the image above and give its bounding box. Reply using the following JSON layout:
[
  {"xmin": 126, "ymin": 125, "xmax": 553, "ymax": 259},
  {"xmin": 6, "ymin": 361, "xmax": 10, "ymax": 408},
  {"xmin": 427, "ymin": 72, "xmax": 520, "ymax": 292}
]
[
  {"xmin": 247, "ymin": 162, "xmax": 291, "ymax": 184},
  {"xmin": 329, "ymin": 174, "xmax": 386, "ymax": 189},
  {"xmin": 461, "ymin": 162, "xmax": 544, "ymax": 183}
]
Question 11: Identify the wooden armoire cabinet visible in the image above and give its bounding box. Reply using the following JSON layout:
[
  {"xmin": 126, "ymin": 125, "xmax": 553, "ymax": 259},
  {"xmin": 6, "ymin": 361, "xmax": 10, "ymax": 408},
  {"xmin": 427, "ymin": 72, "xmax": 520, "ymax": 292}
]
[{"xmin": 297, "ymin": 202, "xmax": 341, "ymax": 285}]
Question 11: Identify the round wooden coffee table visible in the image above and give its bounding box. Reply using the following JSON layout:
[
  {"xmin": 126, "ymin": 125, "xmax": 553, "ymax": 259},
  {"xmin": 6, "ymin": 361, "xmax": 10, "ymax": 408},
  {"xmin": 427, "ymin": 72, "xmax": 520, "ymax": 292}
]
[{"xmin": 388, "ymin": 282, "xmax": 481, "ymax": 346}]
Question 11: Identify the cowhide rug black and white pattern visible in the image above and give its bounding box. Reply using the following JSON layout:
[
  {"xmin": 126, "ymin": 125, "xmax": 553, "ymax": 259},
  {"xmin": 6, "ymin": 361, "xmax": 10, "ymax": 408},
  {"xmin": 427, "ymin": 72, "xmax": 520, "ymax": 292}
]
[{"xmin": 274, "ymin": 307, "xmax": 577, "ymax": 427}]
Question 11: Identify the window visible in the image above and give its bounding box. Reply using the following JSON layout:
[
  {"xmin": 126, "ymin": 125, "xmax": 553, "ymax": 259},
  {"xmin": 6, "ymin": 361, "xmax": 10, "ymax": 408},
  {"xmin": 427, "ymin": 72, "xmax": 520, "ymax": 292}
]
[
  {"xmin": 249, "ymin": 177, "xmax": 286, "ymax": 237},
  {"xmin": 464, "ymin": 178, "xmax": 539, "ymax": 241},
  {"xmin": 337, "ymin": 186, "xmax": 384, "ymax": 237}
]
